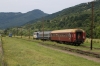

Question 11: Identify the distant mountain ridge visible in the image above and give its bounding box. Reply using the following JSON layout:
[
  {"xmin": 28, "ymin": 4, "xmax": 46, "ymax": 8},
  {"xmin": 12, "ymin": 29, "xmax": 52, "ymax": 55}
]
[{"xmin": 0, "ymin": 9, "xmax": 48, "ymax": 29}]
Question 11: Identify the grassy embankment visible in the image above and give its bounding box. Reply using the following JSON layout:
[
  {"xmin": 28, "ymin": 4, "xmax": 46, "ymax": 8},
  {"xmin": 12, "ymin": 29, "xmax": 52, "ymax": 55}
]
[
  {"xmin": 15, "ymin": 36, "xmax": 100, "ymax": 50},
  {"xmin": 22, "ymin": 36, "xmax": 100, "ymax": 53},
  {"xmin": 84, "ymin": 38, "xmax": 100, "ymax": 48},
  {"xmin": 2, "ymin": 36, "xmax": 100, "ymax": 66}
]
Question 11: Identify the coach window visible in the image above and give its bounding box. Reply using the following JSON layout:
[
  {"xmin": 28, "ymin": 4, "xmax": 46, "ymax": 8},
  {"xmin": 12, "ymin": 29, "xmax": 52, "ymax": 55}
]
[
  {"xmin": 59, "ymin": 34, "xmax": 61, "ymax": 37},
  {"xmin": 56, "ymin": 34, "xmax": 58, "ymax": 37},
  {"xmin": 65, "ymin": 33, "xmax": 67, "ymax": 37},
  {"xmin": 65, "ymin": 34, "xmax": 67, "ymax": 37},
  {"xmin": 54, "ymin": 34, "xmax": 55, "ymax": 37},
  {"xmin": 54, "ymin": 34, "xmax": 56, "ymax": 37},
  {"xmin": 67, "ymin": 34, "xmax": 68, "ymax": 37},
  {"xmin": 68, "ymin": 33, "xmax": 71, "ymax": 38},
  {"xmin": 52, "ymin": 34, "xmax": 53, "ymax": 37},
  {"xmin": 60, "ymin": 34, "xmax": 62, "ymax": 37},
  {"xmin": 55, "ymin": 34, "xmax": 57, "ymax": 37},
  {"xmin": 64, "ymin": 34, "xmax": 66, "ymax": 37},
  {"xmin": 59, "ymin": 34, "xmax": 60, "ymax": 37},
  {"xmin": 53, "ymin": 34, "xmax": 54, "ymax": 37},
  {"xmin": 63, "ymin": 34, "xmax": 65, "ymax": 37},
  {"xmin": 57, "ymin": 34, "xmax": 59, "ymax": 37},
  {"xmin": 60, "ymin": 34, "xmax": 61, "ymax": 37},
  {"xmin": 58, "ymin": 34, "xmax": 59, "ymax": 37},
  {"xmin": 64, "ymin": 34, "xmax": 65, "ymax": 37},
  {"xmin": 62, "ymin": 34, "xmax": 63, "ymax": 37}
]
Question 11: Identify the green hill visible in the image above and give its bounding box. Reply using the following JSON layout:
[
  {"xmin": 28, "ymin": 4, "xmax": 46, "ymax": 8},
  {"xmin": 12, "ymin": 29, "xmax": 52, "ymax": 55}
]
[
  {"xmin": 3, "ymin": 0, "xmax": 100, "ymax": 38},
  {"xmin": 24, "ymin": 0, "xmax": 100, "ymax": 38},
  {"xmin": 0, "ymin": 9, "xmax": 48, "ymax": 29}
]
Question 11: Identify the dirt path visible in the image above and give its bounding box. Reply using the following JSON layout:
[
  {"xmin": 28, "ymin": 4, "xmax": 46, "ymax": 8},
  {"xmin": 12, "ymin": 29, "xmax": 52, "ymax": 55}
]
[
  {"xmin": 0, "ymin": 42, "xmax": 3, "ymax": 57},
  {"xmin": 0, "ymin": 43, "xmax": 2, "ymax": 54},
  {"xmin": 38, "ymin": 44, "xmax": 100, "ymax": 63},
  {"xmin": 0, "ymin": 39, "xmax": 4, "ymax": 66}
]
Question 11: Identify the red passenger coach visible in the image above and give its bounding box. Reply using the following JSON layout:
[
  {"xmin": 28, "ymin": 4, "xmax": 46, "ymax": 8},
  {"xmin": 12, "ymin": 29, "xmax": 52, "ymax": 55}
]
[{"xmin": 50, "ymin": 29, "xmax": 86, "ymax": 45}]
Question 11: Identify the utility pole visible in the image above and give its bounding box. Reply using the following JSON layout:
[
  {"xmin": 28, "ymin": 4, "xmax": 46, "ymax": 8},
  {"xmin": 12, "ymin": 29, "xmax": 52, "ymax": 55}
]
[
  {"xmin": 90, "ymin": 1, "xmax": 94, "ymax": 50},
  {"xmin": 20, "ymin": 27, "xmax": 22, "ymax": 38},
  {"xmin": 29, "ymin": 24, "xmax": 31, "ymax": 39},
  {"xmin": 42, "ymin": 17, "xmax": 44, "ymax": 41},
  {"xmin": 14, "ymin": 28, "xmax": 15, "ymax": 37},
  {"xmin": 17, "ymin": 27, "xmax": 18, "ymax": 36}
]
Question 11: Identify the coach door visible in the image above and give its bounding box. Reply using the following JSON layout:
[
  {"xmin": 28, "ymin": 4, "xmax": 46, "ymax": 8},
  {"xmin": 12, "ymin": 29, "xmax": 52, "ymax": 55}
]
[{"xmin": 76, "ymin": 31, "xmax": 83, "ymax": 41}]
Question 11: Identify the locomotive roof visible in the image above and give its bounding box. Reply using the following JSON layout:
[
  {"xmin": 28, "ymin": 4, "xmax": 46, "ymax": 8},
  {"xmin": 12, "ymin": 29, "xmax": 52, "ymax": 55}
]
[{"xmin": 51, "ymin": 29, "xmax": 85, "ymax": 33}]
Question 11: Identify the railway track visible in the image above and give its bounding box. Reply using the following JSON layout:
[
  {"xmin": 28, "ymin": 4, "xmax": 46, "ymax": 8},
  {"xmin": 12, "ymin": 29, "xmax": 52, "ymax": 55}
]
[
  {"xmin": 41, "ymin": 43, "xmax": 100, "ymax": 58},
  {"xmin": 27, "ymin": 40, "xmax": 100, "ymax": 57},
  {"xmin": 81, "ymin": 45, "xmax": 100, "ymax": 50},
  {"xmin": 38, "ymin": 44, "xmax": 100, "ymax": 63},
  {"xmin": 18, "ymin": 38, "xmax": 100, "ymax": 59}
]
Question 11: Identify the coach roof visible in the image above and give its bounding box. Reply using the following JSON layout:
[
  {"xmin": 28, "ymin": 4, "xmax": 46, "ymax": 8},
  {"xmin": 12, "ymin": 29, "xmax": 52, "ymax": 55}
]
[{"xmin": 51, "ymin": 29, "xmax": 84, "ymax": 33}]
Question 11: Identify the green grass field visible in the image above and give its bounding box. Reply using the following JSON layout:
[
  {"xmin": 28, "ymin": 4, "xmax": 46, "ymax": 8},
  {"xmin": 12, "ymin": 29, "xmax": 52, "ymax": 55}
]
[
  {"xmin": 1, "ymin": 37, "xmax": 100, "ymax": 66},
  {"xmin": 83, "ymin": 38, "xmax": 100, "ymax": 48}
]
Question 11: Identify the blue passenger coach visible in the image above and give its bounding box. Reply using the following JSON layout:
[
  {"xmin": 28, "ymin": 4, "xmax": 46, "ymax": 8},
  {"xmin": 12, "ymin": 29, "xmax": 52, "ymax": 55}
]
[{"xmin": 33, "ymin": 31, "xmax": 51, "ymax": 40}]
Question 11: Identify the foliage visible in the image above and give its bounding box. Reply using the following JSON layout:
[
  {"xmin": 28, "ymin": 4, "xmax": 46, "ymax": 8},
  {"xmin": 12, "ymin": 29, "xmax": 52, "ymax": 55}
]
[
  {"xmin": 3, "ymin": 0, "xmax": 100, "ymax": 38},
  {"xmin": 23, "ymin": 0, "xmax": 100, "ymax": 38}
]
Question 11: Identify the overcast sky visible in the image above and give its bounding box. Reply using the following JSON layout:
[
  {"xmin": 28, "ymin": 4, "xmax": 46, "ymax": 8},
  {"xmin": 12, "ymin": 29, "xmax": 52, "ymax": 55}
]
[{"xmin": 0, "ymin": 0, "xmax": 94, "ymax": 14}]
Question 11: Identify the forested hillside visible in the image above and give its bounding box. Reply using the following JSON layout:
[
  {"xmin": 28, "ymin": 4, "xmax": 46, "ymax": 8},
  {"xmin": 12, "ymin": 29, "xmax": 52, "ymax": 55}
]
[
  {"xmin": 0, "ymin": 9, "xmax": 48, "ymax": 29},
  {"xmin": 23, "ymin": 0, "xmax": 100, "ymax": 38},
  {"xmin": 3, "ymin": 0, "xmax": 100, "ymax": 38}
]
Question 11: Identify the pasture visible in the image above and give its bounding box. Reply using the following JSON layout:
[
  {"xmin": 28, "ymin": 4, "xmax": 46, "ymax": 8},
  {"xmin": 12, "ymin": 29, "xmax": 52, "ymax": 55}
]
[
  {"xmin": 83, "ymin": 38, "xmax": 100, "ymax": 48},
  {"xmin": 1, "ymin": 37, "xmax": 100, "ymax": 66}
]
